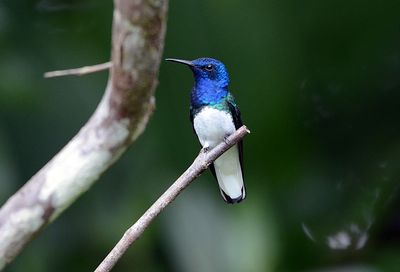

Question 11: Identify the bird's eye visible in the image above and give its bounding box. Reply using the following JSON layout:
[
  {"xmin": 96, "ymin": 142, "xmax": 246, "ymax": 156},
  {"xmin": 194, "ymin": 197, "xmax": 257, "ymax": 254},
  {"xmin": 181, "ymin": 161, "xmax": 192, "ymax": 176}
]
[{"xmin": 204, "ymin": 64, "xmax": 213, "ymax": 71}]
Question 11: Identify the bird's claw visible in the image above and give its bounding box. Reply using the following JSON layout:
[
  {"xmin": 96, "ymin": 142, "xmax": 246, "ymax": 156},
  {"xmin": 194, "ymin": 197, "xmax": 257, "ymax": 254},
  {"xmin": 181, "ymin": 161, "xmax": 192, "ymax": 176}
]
[
  {"xmin": 201, "ymin": 146, "xmax": 210, "ymax": 154},
  {"xmin": 223, "ymin": 136, "xmax": 231, "ymax": 145}
]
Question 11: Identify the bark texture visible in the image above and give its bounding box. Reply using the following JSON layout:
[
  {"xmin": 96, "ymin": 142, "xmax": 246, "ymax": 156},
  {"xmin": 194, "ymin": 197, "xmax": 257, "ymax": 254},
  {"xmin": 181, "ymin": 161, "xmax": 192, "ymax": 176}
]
[{"xmin": 0, "ymin": 0, "xmax": 168, "ymax": 269}]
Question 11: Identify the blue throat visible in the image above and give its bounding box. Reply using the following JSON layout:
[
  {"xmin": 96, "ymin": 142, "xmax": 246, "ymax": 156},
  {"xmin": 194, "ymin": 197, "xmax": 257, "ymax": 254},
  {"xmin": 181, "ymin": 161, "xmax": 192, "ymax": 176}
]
[{"xmin": 191, "ymin": 78, "xmax": 228, "ymax": 108}]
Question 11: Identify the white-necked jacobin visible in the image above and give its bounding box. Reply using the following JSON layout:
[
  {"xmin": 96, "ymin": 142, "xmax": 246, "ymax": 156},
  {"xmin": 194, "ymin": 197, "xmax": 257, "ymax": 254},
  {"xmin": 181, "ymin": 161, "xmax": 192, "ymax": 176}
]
[{"xmin": 166, "ymin": 57, "xmax": 246, "ymax": 204}]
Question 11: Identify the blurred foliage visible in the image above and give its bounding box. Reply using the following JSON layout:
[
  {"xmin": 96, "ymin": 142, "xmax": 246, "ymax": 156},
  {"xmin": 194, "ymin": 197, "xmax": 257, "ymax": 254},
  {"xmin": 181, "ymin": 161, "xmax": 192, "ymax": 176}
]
[{"xmin": 1, "ymin": 0, "xmax": 400, "ymax": 271}]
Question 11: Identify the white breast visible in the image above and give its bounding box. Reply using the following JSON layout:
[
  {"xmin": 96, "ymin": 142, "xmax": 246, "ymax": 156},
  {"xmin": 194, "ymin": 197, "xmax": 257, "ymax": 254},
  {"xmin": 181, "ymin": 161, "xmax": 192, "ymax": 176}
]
[{"xmin": 193, "ymin": 107, "xmax": 236, "ymax": 148}]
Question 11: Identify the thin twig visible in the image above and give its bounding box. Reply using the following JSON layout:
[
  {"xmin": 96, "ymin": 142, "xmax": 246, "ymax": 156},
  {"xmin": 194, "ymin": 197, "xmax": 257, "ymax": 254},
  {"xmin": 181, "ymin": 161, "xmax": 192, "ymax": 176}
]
[
  {"xmin": 94, "ymin": 125, "xmax": 250, "ymax": 272},
  {"xmin": 44, "ymin": 62, "xmax": 111, "ymax": 78}
]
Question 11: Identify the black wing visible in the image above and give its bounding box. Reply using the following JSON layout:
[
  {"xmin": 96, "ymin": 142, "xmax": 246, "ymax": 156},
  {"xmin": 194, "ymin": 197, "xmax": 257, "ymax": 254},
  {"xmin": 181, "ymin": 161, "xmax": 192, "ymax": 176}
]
[
  {"xmin": 226, "ymin": 93, "xmax": 244, "ymax": 173},
  {"xmin": 209, "ymin": 94, "xmax": 244, "ymax": 180}
]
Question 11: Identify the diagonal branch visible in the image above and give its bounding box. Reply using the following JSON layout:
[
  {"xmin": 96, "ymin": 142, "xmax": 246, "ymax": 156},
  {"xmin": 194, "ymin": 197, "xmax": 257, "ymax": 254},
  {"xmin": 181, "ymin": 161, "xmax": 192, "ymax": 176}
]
[
  {"xmin": 0, "ymin": 0, "xmax": 168, "ymax": 270},
  {"xmin": 94, "ymin": 125, "xmax": 250, "ymax": 272},
  {"xmin": 44, "ymin": 62, "xmax": 111, "ymax": 78}
]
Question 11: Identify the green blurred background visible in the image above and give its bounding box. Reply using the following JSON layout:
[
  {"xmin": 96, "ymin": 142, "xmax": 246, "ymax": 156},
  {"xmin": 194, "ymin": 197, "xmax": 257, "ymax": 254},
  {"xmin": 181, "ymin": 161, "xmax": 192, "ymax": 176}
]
[{"xmin": 1, "ymin": 0, "xmax": 400, "ymax": 271}]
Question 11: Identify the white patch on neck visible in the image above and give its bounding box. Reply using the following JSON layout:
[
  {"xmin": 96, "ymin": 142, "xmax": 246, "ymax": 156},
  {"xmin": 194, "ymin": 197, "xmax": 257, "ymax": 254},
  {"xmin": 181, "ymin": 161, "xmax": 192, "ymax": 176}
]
[{"xmin": 193, "ymin": 107, "xmax": 235, "ymax": 148}]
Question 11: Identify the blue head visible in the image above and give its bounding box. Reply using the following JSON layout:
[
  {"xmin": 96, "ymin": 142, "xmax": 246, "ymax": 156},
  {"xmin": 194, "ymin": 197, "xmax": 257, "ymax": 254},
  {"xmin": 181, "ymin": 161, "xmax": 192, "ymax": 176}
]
[
  {"xmin": 166, "ymin": 57, "xmax": 230, "ymax": 89},
  {"xmin": 166, "ymin": 57, "xmax": 230, "ymax": 106}
]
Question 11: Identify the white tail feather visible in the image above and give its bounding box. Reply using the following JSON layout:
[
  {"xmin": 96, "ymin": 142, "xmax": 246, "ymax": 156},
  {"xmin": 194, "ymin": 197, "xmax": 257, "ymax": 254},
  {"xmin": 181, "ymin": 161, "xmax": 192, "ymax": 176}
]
[{"xmin": 214, "ymin": 145, "xmax": 245, "ymax": 202}]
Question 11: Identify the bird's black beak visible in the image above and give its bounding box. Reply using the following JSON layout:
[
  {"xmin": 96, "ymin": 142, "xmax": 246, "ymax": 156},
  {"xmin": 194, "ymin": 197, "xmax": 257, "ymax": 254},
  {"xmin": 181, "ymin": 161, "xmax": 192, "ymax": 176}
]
[{"xmin": 165, "ymin": 58, "xmax": 194, "ymax": 67}]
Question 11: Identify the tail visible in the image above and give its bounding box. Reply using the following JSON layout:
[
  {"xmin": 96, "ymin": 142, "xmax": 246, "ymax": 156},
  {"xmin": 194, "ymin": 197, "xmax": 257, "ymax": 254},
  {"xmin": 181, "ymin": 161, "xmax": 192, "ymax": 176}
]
[{"xmin": 212, "ymin": 145, "xmax": 245, "ymax": 204}]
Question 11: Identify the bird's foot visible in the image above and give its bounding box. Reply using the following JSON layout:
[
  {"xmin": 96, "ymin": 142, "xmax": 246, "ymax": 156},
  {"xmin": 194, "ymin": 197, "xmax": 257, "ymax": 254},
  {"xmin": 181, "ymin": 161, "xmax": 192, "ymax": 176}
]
[
  {"xmin": 223, "ymin": 135, "xmax": 231, "ymax": 146},
  {"xmin": 201, "ymin": 146, "xmax": 210, "ymax": 153}
]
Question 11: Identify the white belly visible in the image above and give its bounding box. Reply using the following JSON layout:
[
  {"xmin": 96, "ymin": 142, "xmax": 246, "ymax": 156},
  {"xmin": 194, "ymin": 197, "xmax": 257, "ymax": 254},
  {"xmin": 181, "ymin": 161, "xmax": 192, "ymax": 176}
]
[{"xmin": 193, "ymin": 107, "xmax": 236, "ymax": 148}]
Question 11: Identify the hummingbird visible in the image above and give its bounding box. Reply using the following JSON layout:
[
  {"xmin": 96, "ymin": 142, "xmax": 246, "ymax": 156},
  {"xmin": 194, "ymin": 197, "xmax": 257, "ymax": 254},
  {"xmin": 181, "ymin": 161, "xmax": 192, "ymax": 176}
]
[{"xmin": 166, "ymin": 57, "xmax": 246, "ymax": 204}]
